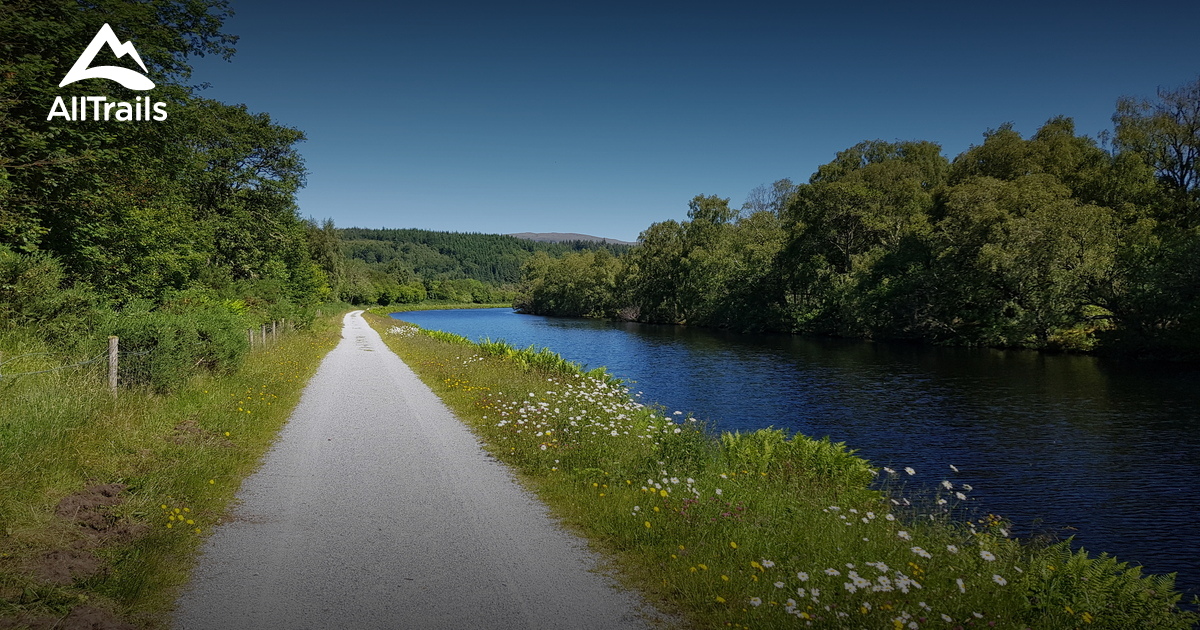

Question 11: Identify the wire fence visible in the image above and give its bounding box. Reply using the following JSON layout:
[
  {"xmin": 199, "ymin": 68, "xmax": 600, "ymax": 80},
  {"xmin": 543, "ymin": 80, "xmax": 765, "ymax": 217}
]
[{"xmin": 0, "ymin": 318, "xmax": 292, "ymax": 393}]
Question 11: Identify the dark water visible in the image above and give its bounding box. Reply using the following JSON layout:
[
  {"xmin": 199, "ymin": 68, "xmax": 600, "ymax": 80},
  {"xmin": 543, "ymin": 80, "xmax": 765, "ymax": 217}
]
[{"xmin": 392, "ymin": 308, "xmax": 1200, "ymax": 600}]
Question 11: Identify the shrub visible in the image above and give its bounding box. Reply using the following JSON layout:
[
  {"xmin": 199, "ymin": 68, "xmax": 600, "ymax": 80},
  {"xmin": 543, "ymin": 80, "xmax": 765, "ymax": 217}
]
[{"xmin": 108, "ymin": 303, "xmax": 248, "ymax": 392}]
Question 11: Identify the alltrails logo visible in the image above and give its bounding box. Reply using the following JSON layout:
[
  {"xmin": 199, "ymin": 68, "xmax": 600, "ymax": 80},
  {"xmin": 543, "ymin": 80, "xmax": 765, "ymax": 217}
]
[{"xmin": 47, "ymin": 23, "xmax": 167, "ymax": 122}]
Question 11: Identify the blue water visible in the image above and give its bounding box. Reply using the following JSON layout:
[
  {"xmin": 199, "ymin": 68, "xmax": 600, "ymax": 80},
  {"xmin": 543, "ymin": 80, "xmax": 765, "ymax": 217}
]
[{"xmin": 393, "ymin": 308, "xmax": 1200, "ymax": 600}]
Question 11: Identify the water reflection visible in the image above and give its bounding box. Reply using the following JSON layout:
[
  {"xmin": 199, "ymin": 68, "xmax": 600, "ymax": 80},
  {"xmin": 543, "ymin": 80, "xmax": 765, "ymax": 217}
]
[{"xmin": 393, "ymin": 308, "xmax": 1200, "ymax": 599}]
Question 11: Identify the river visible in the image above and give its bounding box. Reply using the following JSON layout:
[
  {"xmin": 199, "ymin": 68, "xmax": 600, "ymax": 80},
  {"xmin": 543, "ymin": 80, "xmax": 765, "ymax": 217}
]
[{"xmin": 391, "ymin": 307, "xmax": 1200, "ymax": 600}]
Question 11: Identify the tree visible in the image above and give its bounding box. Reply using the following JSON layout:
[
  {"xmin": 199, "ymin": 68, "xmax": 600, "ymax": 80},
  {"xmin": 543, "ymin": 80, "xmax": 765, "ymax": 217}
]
[{"xmin": 1113, "ymin": 76, "xmax": 1200, "ymax": 227}]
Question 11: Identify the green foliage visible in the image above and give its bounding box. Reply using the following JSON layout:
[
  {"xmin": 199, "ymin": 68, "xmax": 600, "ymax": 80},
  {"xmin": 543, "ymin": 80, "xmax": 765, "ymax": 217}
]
[
  {"xmin": 514, "ymin": 249, "xmax": 623, "ymax": 317},
  {"xmin": 515, "ymin": 82, "xmax": 1200, "ymax": 357},
  {"xmin": 1023, "ymin": 542, "xmax": 1194, "ymax": 629},
  {"xmin": 720, "ymin": 429, "xmax": 876, "ymax": 488},
  {"xmin": 338, "ymin": 227, "xmax": 627, "ymax": 307},
  {"xmin": 0, "ymin": 0, "xmax": 344, "ymax": 388},
  {"xmin": 107, "ymin": 303, "xmax": 249, "ymax": 392}
]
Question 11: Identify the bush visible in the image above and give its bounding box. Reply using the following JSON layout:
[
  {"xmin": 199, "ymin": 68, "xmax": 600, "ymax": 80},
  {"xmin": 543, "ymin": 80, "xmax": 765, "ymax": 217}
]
[
  {"xmin": 108, "ymin": 303, "xmax": 249, "ymax": 392},
  {"xmin": 0, "ymin": 246, "xmax": 105, "ymax": 350}
]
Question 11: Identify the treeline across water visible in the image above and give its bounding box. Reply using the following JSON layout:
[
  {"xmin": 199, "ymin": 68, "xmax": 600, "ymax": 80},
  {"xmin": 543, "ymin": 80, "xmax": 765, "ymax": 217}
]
[
  {"xmin": 336, "ymin": 227, "xmax": 629, "ymax": 306},
  {"xmin": 516, "ymin": 78, "xmax": 1200, "ymax": 358}
]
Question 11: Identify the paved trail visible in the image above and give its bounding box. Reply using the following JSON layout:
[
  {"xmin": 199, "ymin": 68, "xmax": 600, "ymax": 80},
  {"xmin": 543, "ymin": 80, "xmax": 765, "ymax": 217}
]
[{"xmin": 173, "ymin": 311, "xmax": 656, "ymax": 630}]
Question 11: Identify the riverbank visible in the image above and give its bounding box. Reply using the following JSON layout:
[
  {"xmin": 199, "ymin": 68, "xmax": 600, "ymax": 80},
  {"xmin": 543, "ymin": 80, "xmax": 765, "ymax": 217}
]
[
  {"xmin": 369, "ymin": 311, "xmax": 1198, "ymax": 629},
  {"xmin": 0, "ymin": 314, "xmax": 344, "ymax": 629}
]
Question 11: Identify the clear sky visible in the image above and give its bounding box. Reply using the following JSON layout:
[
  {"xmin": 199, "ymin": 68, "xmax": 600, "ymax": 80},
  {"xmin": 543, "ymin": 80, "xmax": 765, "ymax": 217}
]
[{"xmin": 188, "ymin": 0, "xmax": 1200, "ymax": 242}]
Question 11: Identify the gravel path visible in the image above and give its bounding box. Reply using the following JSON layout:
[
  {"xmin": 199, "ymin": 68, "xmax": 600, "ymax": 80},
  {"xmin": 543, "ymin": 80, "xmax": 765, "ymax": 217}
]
[{"xmin": 173, "ymin": 311, "xmax": 658, "ymax": 630}]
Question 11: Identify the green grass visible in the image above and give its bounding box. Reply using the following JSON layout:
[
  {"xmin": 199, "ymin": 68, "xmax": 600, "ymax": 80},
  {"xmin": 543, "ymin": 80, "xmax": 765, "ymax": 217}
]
[
  {"xmin": 369, "ymin": 313, "xmax": 1199, "ymax": 630},
  {"xmin": 0, "ymin": 314, "xmax": 344, "ymax": 628}
]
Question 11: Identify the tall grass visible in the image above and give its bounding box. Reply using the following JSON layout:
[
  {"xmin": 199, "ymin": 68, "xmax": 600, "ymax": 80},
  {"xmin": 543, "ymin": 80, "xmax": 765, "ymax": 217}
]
[
  {"xmin": 371, "ymin": 314, "xmax": 1198, "ymax": 630},
  {"xmin": 0, "ymin": 315, "xmax": 343, "ymax": 628}
]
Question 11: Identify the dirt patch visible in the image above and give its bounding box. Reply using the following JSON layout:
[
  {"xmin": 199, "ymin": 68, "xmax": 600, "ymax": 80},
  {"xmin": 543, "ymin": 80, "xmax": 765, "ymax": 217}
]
[
  {"xmin": 27, "ymin": 484, "xmax": 149, "ymax": 586},
  {"xmin": 32, "ymin": 549, "xmax": 104, "ymax": 585},
  {"xmin": 53, "ymin": 484, "xmax": 149, "ymax": 547},
  {"xmin": 0, "ymin": 605, "xmax": 137, "ymax": 630},
  {"xmin": 55, "ymin": 484, "xmax": 125, "ymax": 532},
  {"xmin": 2, "ymin": 485, "xmax": 148, "ymax": 629},
  {"xmin": 168, "ymin": 418, "xmax": 235, "ymax": 448}
]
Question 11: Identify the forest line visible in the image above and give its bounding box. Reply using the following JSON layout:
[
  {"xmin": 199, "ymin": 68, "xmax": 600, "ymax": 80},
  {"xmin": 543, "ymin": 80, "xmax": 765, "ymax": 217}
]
[{"xmin": 515, "ymin": 79, "xmax": 1200, "ymax": 358}]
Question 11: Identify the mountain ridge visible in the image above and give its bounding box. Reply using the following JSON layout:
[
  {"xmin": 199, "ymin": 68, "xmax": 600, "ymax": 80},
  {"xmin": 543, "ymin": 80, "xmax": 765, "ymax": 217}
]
[{"xmin": 508, "ymin": 232, "xmax": 636, "ymax": 246}]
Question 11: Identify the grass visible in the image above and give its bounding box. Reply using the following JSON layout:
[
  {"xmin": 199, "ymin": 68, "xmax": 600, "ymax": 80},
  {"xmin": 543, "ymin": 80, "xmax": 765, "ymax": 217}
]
[
  {"xmin": 0, "ymin": 313, "xmax": 344, "ymax": 628},
  {"xmin": 368, "ymin": 312, "xmax": 1199, "ymax": 630}
]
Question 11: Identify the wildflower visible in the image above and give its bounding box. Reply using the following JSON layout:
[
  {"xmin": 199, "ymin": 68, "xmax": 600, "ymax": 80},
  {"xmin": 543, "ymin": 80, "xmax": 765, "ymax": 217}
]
[
  {"xmin": 962, "ymin": 483, "xmax": 973, "ymax": 491},
  {"xmin": 761, "ymin": 559, "xmax": 776, "ymax": 568},
  {"xmin": 911, "ymin": 547, "xmax": 932, "ymax": 559},
  {"xmin": 825, "ymin": 568, "xmax": 841, "ymax": 576},
  {"xmin": 897, "ymin": 530, "xmax": 911, "ymax": 541},
  {"xmin": 956, "ymin": 492, "xmax": 967, "ymax": 501},
  {"xmin": 949, "ymin": 464, "xmax": 959, "ymax": 472},
  {"xmin": 885, "ymin": 513, "xmax": 896, "ymax": 521},
  {"xmin": 980, "ymin": 550, "xmax": 996, "ymax": 561},
  {"xmin": 956, "ymin": 578, "xmax": 966, "ymax": 593},
  {"xmin": 883, "ymin": 467, "xmax": 896, "ymax": 474},
  {"xmin": 644, "ymin": 521, "xmax": 651, "ymax": 528},
  {"xmin": 715, "ymin": 488, "xmax": 723, "ymax": 495},
  {"xmin": 715, "ymin": 596, "xmax": 726, "ymax": 603},
  {"xmin": 992, "ymin": 574, "xmax": 1007, "ymax": 586},
  {"xmin": 729, "ymin": 541, "xmax": 738, "ymax": 549},
  {"xmin": 797, "ymin": 571, "xmax": 809, "ymax": 581},
  {"xmin": 941, "ymin": 480, "xmax": 953, "ymax": 490},
  {"xmin": 941, "ymin": 614, "xmax": 953, "ymax": 622},
  {"xmin": 904, "ymin": 467, "xmax": 916, "ymax": 475},
  {"xmin": 749, "ymin": 597, "xmax": 762, "ymax": 607},
  {"xmin": 774, "ymin": 581, "xmax": 785, "ymax": 588},
  {"xmin": 946, "ymin": 544, "xmax": 959, "ymax": 553}
]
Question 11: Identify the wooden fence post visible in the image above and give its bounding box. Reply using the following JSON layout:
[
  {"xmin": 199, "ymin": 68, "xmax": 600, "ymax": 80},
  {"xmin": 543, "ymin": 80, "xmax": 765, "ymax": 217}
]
[
  {"xmin": 272, "ymin": 320, "xmax": 277, "ymax": 341},
  {"xmin": 248, "ymin": 328, "xmax": 254, "ymax": 348},
  {"xmin": 261, "ymin": 324, "xmax": 267, "ymax": 345},
  {"xmin": 108, "ymin": 336, "xmax": 119, "ymax": 394}
]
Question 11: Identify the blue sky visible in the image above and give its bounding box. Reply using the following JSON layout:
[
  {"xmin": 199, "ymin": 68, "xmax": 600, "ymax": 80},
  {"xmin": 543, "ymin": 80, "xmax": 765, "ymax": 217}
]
[{"xmin": 188, "ymin": 0, "xmax": 1200, "ymax": 242}]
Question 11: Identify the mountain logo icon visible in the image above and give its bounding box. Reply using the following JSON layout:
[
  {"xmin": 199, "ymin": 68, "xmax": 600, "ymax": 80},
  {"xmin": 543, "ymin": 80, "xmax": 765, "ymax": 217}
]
[{"xmin": 59, "ymin": 23, "xmax": 155, "ymax": 90}]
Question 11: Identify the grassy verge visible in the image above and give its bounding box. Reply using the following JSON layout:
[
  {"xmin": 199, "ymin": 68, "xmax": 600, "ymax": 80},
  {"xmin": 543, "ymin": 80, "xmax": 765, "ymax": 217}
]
[
  {"xmin": 0, "ymin": 313, "xmax": 344, "ymax": 628},
  {"xmin": 368, "ymin": 312, "xmax": 1198, "ymax": 630}
]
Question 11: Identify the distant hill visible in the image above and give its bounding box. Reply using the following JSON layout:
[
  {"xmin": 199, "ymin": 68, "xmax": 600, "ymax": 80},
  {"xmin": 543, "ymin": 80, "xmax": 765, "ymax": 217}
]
[
  {"xmin": 339, "ymin": 227, "xmax": 631, "ymax": 286},
  {"xmin": 508, "ymin": 232, "xmax": 637, "ymax": 246}
]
